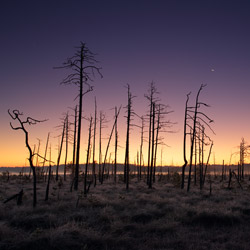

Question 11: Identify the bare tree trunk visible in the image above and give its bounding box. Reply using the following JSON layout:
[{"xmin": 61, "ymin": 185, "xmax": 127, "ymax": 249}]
[
  {"xmin": 194, "ymin": 130, "xmax": 197, "ymax": 185},
  {"xmin": 202, "ymin": 142, "xmax": 213, "ymax": 187},
  {"xmin": 45, "ymin": 144, "xmax": 52, "ymax": 201},
  {"xmin": 93, "ymin": 98, "xmax": 97, "ymax": 186},
  {"xmin": 153, "ymin": 104, "xmax": 160, "ymax": 183},
  {"xmin": 56, "ymin": 120, "xmax": 65, "ymax": 181},
  {"xmin": 187, "ymin": 86, "xmax": 203, "ymax": 192},
  {"xmin": 101, "ymin": 106, "xmax": 121, "ymax": 184},
  {"xmin": 74, "ymin": 49, "xmax": 84, "ymax": 191},
  {"xmin": 125, "ymin": 85, "xmax": 132, "ymax": 190},
  {"xmin": 64, "ymin": 113, "xmax": 69, "ymax": 181},
  {"xmin": 99, "ymin": 112, "xmax": 102, "ymax": 182},
  {"xmin": 149, "ymin": 102, "xmax": 155, "ymax": 189},
  {"xmin": 181, "ymin": 93, "xmax": 190, "ymax": 189},
  {"xmin": 45, "ymin": 164, "xmax": 51, "ymax": 201},
  {"xmin": 200, "ymin": 125, "xmax": 204, "ymax": 190},
  {"xmin": 72, "ymin": 105, "xmax": 77, "ymax": 166},
  {"xmin": 147, "ymin": 100, "xmax": 152, "ymax": 185},
  {"xmin": 36, "ymin": 139, "xmax": 41, "ymax": 168},
  {"xmin": 84, "ymin": 117, "xmax": 92, "ymax": 195},
  {"xmin": 114, "ymin": 107, "xmax": 118, "ymax": 183},
  {"xmin": 139, "ymin": 116, "xmax": 144, "ymax": 180},
  {"xmin": 42, "ymin": 133, "xmax": 50, "ymax": 178}
]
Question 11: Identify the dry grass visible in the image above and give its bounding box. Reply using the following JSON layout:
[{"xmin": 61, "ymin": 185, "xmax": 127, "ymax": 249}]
[{"xmin": 1, "ymin": 172, "xmax": 250, "ymax": 250}]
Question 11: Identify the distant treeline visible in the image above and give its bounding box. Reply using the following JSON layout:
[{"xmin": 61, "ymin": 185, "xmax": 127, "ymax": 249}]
[{"xmin": 1, "ymin": 164, "xmax": 249, "ymax": 175}]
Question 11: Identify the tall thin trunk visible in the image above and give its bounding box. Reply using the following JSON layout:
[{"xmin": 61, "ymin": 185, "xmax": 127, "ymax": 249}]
[
  {"xmin": 147, "ymin": 101, "xmax": 152, "ymax": 185},
  {"xmin": 101, "ymin": 106, "xmax": 121, "ymax": 184},
  {"xmin": 45, "ymin": 144, "xmax": 52, "ymax": 201},
  {"xmin": 36, "ymin": 139, "xmax": 41, "ymax": 167},
  {"xmin": 187, "ymin": 85, "xmax": 203, "ymax": 192},
  {"xmin": 149, "ymin": 102, "xmax": 155, "ymax": 189},
  {"xmin": 72, "ymin": 105, "xmax": 77, "ymax": 166},
  {"xmin": 56, "ymin": 120, "xmax": 65, "ymax": 181},
  {"xmin": 194, "ymin": 130, "xmax": 197, "ymax": 185},
  {"xmin": 181, "ymin": 93, "xmax": 190, "ymax": 189},
  {"xmin": 99, "ymin": 111, "xmax": 103, "ymax": 182},
  {"xmin": 74, "ymin": 46, "xmax": 84, "ymax": 191},
  {"xmin": 42, "ymin": 133, "xmax": 50, "ymax": 177},
  {"xmin": 64, "ymin": 113, "xmax": 69, "ymax": 181},
  {"xmin": 114, "ymin": 107, "xmax": 118, "ymax": 183},
  {"xmin": 200, "ymin": 126, "xmax": 204, "ymax": 190},
  {"xmin": 153, "ymin": 104, "xmax": 160, "ymax": 183},
  {"xmin": 84, "ymin": 117, "xmax": 92, "ymax": 195},
  {"xmin": 125, "ymin": 85, "xmax": 131, "ymax": 190},
  {"xmin": 93, "ymin": 98, "xmax": 97, "ymax": 186},
  {"xmin": 203, "ymin": 142, "xmax": 213, "ymax": 186},
  {"xmin": 139, "ymin": 116, "xmax": 144, "ymax": 180}
]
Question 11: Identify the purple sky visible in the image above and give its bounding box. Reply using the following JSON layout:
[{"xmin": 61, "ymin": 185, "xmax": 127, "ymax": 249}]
[{"xmin": 1, "ymin": 0, "xmax": 250, "ymax": 166}]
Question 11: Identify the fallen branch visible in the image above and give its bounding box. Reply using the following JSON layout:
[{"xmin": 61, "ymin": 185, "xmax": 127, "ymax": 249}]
[{"xmin": 3, "ymin": 189, "xmax": 23, "ymax": 205}]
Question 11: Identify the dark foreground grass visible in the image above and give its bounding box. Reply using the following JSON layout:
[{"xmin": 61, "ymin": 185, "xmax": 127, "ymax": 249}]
[{"xmin": 1, "ymin": 173, "xmax": 250, "ymax": 250}]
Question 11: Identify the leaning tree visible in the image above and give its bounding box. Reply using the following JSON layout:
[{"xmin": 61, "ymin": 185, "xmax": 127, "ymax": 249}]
[
  {"xmin": 55, "ymin": 42, "xmax": 102, "ymax": 190},
  {"xmin": 181, "ymin": 84, "xmax": 214, "ymax": 192},
  {"xmin": 8, "ymin": 109, "xmax": 49, "ymax": 207}
]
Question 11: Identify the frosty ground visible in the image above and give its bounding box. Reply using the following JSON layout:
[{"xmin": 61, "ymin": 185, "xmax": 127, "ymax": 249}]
[{"xmin": 1, "ymin": 172, "xmax": 250, "ymax": 250}]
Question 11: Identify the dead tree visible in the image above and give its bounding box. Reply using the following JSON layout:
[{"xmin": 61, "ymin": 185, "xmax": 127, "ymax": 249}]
[
  {"xmin": 84, "ymin": 117, "xmax": 93, "ymax": 195},
  {"xmin": 149, "ymin": 102, "xmax": 155, "ymax": 189},
  {"xmin": 186, "ymin": 84, "xmax": 214, "ymax": 192},
  {"xmin": 99, "ymin": 111, "xmax": 106, "ymax": 182},
  {"xmin": 35, "ymin": 138, "xmax": 41, "ymax": 168},
  {"xmin": 8, "ymin": 109, "xmax": 48, "ymax": 207},
  {"xmin": 145, "ymin": 82, "xmax": 159, "ymax": 185},
  {"xmin": 124, "ymin": 84, "xmax": 134, "ymax": 190},
  {"xmin": 55, "ymin": 42, "xmax": 102, "ymax": 191},
  {"xmin": 139, "ymin": 116, "xmax": 145, "ymax": 180},
  {"xmin": 194, "ymin": 127, "xmax": 197, "ymax": 185},
  {"xmin": 92, "ymin": 98, "xmax": 97, "ymax": 186},
  {"xmin": 42, "ymin": 132, "xmax": 50, "ymax": 177},
  {"xmin": 181, "ymin": 93, "xmax": 192, "ymax": 189},
  {"xmin": 45, "ymin": 144, "xmax": 52, "ymax": 201},
  {"xmin": 114, "ymin": 106, "xmax": 118, "ymax": 183},
  {"xmin": 64, "ymin": 112, "xmax": 69, "ymax": 181},
  {"xmin": 152, "ymin": 103, "xmax": 174, "ymax": 183},
  {"xmin": 101, "ymin": 106, "xmax": 122, "ymax": 184},
  {"xmin": 72, "ymin": 105, "xmax": 77, "ymax": 166},
  {"xmin": 239, "ymin": 138, "xmax": 250, "ymax": 180},
  {"xmin": 56, "ymin": 118, "xmax": 66, "ymax": 181},
  {"xmin": 202, "ymin": 141, "xmax": 213, "ymax": 186}
]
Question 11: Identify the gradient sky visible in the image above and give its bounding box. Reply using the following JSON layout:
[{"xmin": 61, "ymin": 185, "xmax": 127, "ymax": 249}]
[{"xmin": 1, "ymin": 0, "xmax": 250, "ymax": 167}]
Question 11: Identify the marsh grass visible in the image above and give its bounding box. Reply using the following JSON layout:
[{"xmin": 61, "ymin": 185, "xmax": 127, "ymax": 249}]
[{"xmin": 1, "ymin": 173, "xmax": 250, "ymax": 249}]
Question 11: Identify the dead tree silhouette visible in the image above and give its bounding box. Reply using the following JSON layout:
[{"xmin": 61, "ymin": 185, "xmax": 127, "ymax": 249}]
[
  {"xmin": 56, "ymin": 117, "xmax": 66, "ymax": 181},
  {"xmin": 145, "ymin": 82, "xmax": 159, "ymax": 185},
  {"xmin": 101, "ymin": 106, "xmax": 121, "ymax": 184},
  {"xmin": 152, "ymin": 103, "xmax": 174, "ymax": 183},
  {"xmin": 184, "ymin": 84, "xmax": 214, "ymax": 192},
  {"xmin": 92, "ymin": 98, "xmax": 97, "ymax": 186},
  {"xmin": 63, "ymin": 112, "xmax": 69, "ymax": 181},
  {"xmin": 84, "ymin": 117, "xmax": 93, "ymax": 195},
  {"xmin": 124, "ymin": 84, "xmax": 133, "ymax": 190},
  {"xmin": 99, "ymin": 111, "xmax": 107, "ymax": 183},
  {"xmin": 114, "ymin": 106, "xmax": 119, "ymax": 183},
  {"xmin": 239, "ymin": 138, "xmax": 250, "ymax": 180},
  {"xmin": 55, "ymin": 42, "xmax": 102, "ymax": 191},
  {"xmin": 42, "ymin": 132, "xmax": 50, "ymax": 177},
  {"xmin": 181, "ymin": 93, "xmax": 191, "ymax": 189},
  {"xmin": 72, "ymin": 105, "xmax": 77, "ymax": 166},
  {"xmin": 139, "ymin": 116, "xmax": 145, "ymax": 180},
  {"xmin": 8, "ymin": 109, "xmax": 50, "ymax": 207}
]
